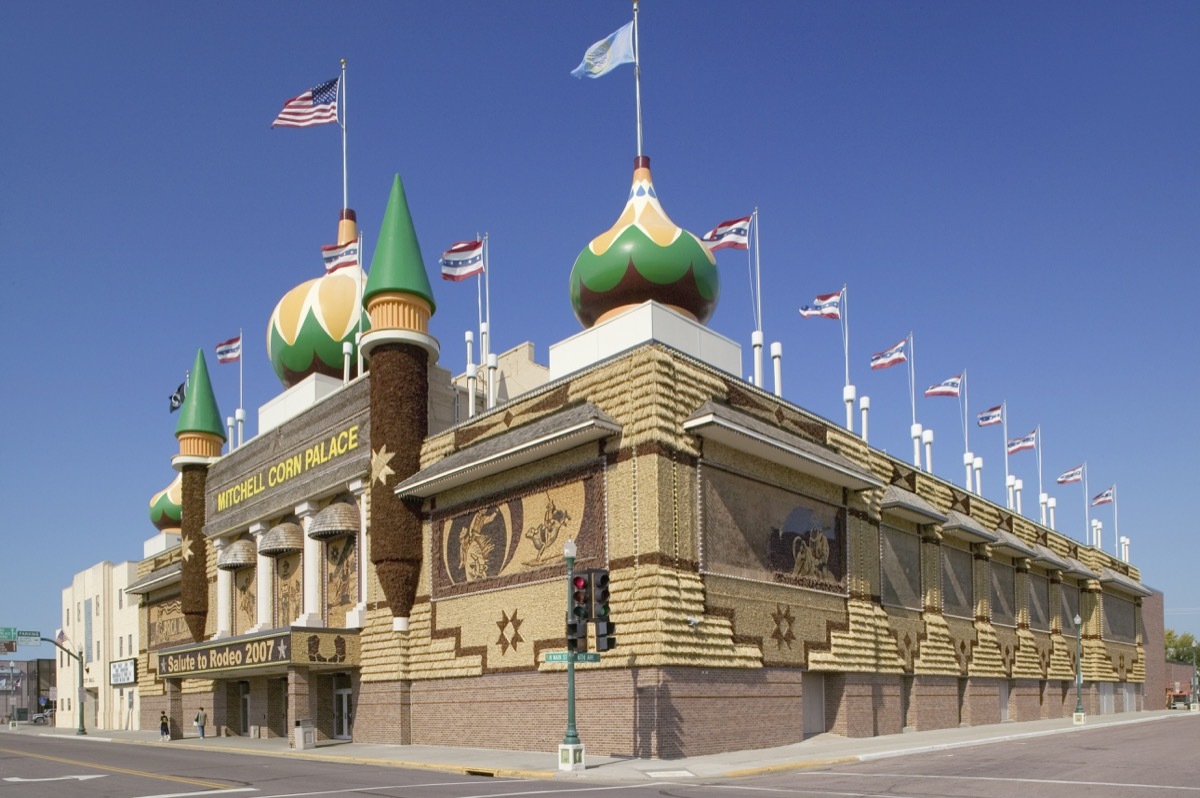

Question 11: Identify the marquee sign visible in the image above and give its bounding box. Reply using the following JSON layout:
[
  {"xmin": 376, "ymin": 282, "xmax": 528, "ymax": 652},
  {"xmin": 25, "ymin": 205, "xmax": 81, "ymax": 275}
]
[
  {"xmin": 110, "ymin": 658, "xmax": 137, "ymax": 686},
  {"xmin": 156, "ymin": 629, "xmax": 359, "ymax": 677}
]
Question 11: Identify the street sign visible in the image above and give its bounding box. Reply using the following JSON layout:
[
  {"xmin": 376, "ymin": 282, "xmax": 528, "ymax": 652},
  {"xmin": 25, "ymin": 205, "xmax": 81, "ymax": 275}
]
[
  {"xmin": 544, "ymin": 651, "xmax": 600, "ymax": 663},
  {"xmin": 0, "ymin": 628, "xmax": 15, "ymax": 641},
  {"xmin": 0, "ymin": 642, "xmax": 14, "ymax": 654},
  {"xmin": 17, "ymin": 631, "xmax": 40, "ymax": 647}
]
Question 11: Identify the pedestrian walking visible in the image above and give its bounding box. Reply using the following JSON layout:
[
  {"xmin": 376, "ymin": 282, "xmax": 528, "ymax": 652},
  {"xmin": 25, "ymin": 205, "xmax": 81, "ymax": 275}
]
[
  {"xmin": 159, "ymin": 712, "xmax": 169, "ymax": 741},
  {"xmin": 194, "ymin": 706, "xmax": 207, "ymax": 739}
]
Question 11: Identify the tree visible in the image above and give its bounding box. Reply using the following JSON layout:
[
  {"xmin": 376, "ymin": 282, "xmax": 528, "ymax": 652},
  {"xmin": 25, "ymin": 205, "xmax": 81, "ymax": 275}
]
[{"xmin": 1164, "ymin": 628, "xmax": 1200, "ymax": 663}]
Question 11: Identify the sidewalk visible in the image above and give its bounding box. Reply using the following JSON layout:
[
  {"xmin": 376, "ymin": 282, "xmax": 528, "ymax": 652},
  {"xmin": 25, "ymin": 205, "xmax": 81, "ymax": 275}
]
[{"xmin": 10, "ymin": 710, "xmax": 1192, "ymax": 782}]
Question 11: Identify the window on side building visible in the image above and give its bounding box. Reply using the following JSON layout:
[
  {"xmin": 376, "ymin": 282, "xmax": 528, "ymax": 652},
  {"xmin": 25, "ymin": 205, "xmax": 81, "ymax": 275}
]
[
  {"xmin": 990, "ymin": 560, "xmax": 1016, "ymax": 627},
  {"xmin": 1061, "ymin": 582, "xmax": 1081, "ymax": 636},
  {"xmin": 1103, "ymin": 593, "xmax": 1136, "ymax": 644},
  {"xmin": 941, "ymin": 543, "xmax": 974, "ymax": 619},
  {"xmin": 880, "ymin": 525, "xmax": 922, "ymax": 611},
  {"xmin": 1028, "ymin": 570, "xmax": 1051, "ymax": 632}
]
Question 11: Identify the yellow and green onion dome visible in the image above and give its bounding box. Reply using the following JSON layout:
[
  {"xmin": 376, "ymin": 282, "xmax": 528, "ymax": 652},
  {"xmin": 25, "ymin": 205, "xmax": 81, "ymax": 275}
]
[
  {"xmin": 267, "ymin": 262, "xmax": 370, "ymax": 388},
  {"xmin": 149, "ymin": 472, "xmax": 183, "ymax": 531},
  {"xmin": 569, "ymin": 155, "xmax": 719, "ymax": 328}
]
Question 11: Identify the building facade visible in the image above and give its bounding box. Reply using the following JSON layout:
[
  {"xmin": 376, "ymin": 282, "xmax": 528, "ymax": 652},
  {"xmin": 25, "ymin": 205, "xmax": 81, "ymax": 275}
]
[{"xmin": 130, "ymin": 162, "xmax": 1152, "ymax": 756}]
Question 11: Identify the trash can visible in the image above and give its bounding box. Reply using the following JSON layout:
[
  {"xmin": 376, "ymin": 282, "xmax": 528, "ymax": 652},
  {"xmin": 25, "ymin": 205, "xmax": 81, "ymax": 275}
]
[{"xmin": 293, "ymin": 719, "xmax": 316, "ymax": 750}]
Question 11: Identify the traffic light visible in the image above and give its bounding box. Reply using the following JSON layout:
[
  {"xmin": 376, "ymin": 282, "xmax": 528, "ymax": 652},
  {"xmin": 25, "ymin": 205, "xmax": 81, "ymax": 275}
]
[
  {"xmin": 589, "ymin": 569, "xmax": 610, "ymax": 622},
  {"xmin": 566, "ymin": 571, "xmax": 592, "ymax": 652},
  {"xmin": 594, "ymin": 619, "xmax": 616, "ymax": 652},
  {"xmin": 566, "ymin": 619, "xmax": 589, "ymax": 653}
]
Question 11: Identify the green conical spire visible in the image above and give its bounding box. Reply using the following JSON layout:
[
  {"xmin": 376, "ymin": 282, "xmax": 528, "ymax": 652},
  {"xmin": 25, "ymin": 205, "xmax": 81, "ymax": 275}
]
[
  {"xmin": 175, "ymin": 348, "xmax": 226, "ymax": 442},
  {"xmin": 363, "ymin": 174, "xmax": 436, "ymax": 313}
]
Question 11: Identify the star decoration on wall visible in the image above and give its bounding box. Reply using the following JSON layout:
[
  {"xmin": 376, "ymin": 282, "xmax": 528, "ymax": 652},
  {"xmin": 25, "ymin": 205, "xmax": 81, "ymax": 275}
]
[
  {"xmin": 495, "ymin": 609, "xmax": 524, "ymax": 654},
  {"xmin": 277, "ymin": 639, "xmax": 288, "ymax": 659},
  {"xmin": 181, "ymin": 533, "xmax": 195, "ymax": 561},
  {"xmin": 771, "ymin": 604, "xmax": 795, "ymax": 649},
  {"xmin": 371, "ymin": 445, "xmax": 396, "ymax": 486}
]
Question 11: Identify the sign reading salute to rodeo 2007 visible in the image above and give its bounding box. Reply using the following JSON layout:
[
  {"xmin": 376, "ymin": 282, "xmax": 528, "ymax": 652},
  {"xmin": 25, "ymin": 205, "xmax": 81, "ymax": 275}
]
[{"xmin": 159, "ymin": 631, "xmax": 291, "ymax": 676}]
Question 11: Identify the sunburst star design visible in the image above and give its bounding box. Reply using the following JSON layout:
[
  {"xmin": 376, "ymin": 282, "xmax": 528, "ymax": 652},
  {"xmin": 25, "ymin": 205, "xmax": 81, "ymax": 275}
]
[
  {"xmin": 371, "ymin": 445, "xmax": 396, "ymax": 486},
  {"xmin": 496, "ymin": 609, "xmax": 524, "ymax": 654},
  {"xmin": 771, "ymin": 604, "xmax": 795, "ymax": 649},
  {"xmin": 181, "ymin": 533, "xmax": 194, "ymax": 561}
]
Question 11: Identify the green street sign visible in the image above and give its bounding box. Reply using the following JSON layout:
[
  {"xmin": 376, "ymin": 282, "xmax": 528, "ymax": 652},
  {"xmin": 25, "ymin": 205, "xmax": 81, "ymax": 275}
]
[
  {"xmin": 0, "ymin": 628, "xmax": 15, "ymax": 642},
  {"xmin": 17, "ymin": 631, "xmax": 40, "ymax": 647},
  {"xmin": 545, "ymin": 651, "xmax": 599, "ymax": 663}
]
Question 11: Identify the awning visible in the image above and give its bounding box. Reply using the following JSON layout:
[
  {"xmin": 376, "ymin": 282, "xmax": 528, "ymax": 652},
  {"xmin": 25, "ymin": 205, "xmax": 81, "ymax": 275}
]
[
  {"xmin": 125, "ymin": 563, "xmax": 181, "ymax": 595},
  {"xmin": 308, "ymin": 501, "xmax": 359, "ymax": 540},
  {"xmin": 941, "ymin": 511, "xmax": 999, "ymax": 545},
  {"xmin": 1032, "ymin": 543, "xmax": 1071, "ymax": 572},
  {"xmin": 395, "ymin": 403, "xmax": 621, "ymax": 499},
  {"xmin": 881, "ymin": 485, "xmax": 947, "ymax": 525},
  {"xmin": 1063, "ymin": 556, "xmax": 1100, "ymax": 580},
  {"xmin": 992, "ymin": 527, "xmax": 1037, "ymax": 559},
  {"xmin": 1099, "ymin": 567, "xmax": 1153, "ymax": 597},
  {"xmin": 683, "ymin": 401, "xmax": 882, "ymax": 491}
]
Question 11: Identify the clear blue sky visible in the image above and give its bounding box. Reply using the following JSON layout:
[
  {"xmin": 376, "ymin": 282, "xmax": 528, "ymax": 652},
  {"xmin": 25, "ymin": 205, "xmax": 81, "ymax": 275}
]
[{"xmin": 3, "ymin": 1, "xmax": 1198, "ymax": 663}]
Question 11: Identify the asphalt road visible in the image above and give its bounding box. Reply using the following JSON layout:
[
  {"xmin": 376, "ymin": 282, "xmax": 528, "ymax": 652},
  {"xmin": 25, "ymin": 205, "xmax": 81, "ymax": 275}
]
[{"xmin": 1, "ymin": 715, "xmax": 1197, "ymax": 798}]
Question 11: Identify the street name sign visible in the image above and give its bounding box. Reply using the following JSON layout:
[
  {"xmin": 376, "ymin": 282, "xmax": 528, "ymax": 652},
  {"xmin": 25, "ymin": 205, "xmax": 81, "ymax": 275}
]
[
  {"xmin": 544, "ymin": 651, "xmax": 600, "ymax": 663},
  {"xmin": 0, "ymin": 628, "xmax": 15, "ymax": 641}
]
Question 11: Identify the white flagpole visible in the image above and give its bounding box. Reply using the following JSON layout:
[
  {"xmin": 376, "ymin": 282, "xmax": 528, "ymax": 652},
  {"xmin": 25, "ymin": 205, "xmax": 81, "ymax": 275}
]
[
  {"xmin": 908, "ymin": 332, "xmax": 916, "ymax": 426},
  {"xmin": 1112, "ymin": 483, "xmax": 1119, "ymax": 555},
  {"xmin": 632, "ymin": 1, "xmax": 643, "ymax": 157},
  {"xmin": 842, "ymin": 285, "xmax": 850, "ymax": 389},
  {"xmin": 1003, "ymin": 400, "xmax": 1010, "ymax": 505},
  {"xmin": 340, "ymin": 59, "xmax": 348, "ymax": 211},
  {"xmin": 1083, "ymin": 461, "xmax": 1091, "ymax": 545},
  {"xmin": 484, "ymin": 232, "xmax": 492, "ymax": 355},
  {"xmin": 238, "ymin": 327, "xmax": 243, "ymax": 413},
  {"xmin": 356, "ymin": 232, "xmax": 365, "ymax": 377},
  {"xmin": 1035, "ymin": 425, "xmax": 1043, "ymax": 497},
  {"xmin": 961, "ymin": 368, "xmax": 969, "ymax": 454},
  {"xmin": 751, "ymin": 208, "xmax": 763, "ymax": 388}
]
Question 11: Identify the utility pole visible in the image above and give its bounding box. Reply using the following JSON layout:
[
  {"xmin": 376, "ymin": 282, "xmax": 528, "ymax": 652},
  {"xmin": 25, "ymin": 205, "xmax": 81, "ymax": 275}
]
[{"xmin": 42, "ymin": 637, "xmax": 86, "ymax": 735}]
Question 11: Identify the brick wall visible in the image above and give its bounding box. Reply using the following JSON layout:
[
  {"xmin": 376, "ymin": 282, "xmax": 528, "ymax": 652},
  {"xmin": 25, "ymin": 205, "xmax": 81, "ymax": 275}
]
[
  {"xmin": 1009, "ymin": 679, "xmax": 1041, "ymax": 721},
  {"xmin": 962, "ymin": 678, "xmax": 1000, "ymax": 726},
  {"xmin": 1142, "ymin": 590, "xmax": 1166, "ymax": 705},
  {"xmin": 825, "ymin": 672, "xmax": 903, "ymax": 737},
  {"xmin": 909, "ymin": 675, "xmax": 959, "ymax": 731}
]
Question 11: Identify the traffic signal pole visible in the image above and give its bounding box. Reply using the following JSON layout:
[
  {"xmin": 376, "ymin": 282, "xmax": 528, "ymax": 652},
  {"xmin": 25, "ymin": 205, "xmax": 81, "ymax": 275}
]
[
  {"xmin": 42, "ymin": 637, "xmax": 86, "ymax": 735},
  {"xmin": 559, "ymin": 538, "xmax": 585, "ymax": 770}
]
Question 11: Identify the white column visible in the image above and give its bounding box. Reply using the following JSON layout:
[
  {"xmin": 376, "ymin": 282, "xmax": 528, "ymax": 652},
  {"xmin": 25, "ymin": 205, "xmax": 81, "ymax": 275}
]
[
  {"xmin": 250, "ymin": 522, "xmax": 274, "ymax": 631},
  {"xmin": 911, "ymin": 423, "xmax": 923, "ymax": 467},
  {"xmin": 294, "ymin": 501, "xmax": 322, "ymax": 627},
  {"xmin": 344, "ymin": 479, "xmax": 369, "ymax": 628},
  {"xmin": 922, "ymin": 428, "xmax": 934, "ymax": 473},
  {"xmin": 212, "ymin": 538, "xmax": 232, "ymax": 639},
  {"xmin": 1048, "ymin": 497, "xmax": 1057, "ymax": 530},
  {"xmin": 752, "ymin": 330, "xmax": 764, "ymax": 388},
  {"xmin": 973, "ymin": 456, "xmax": 983, "ymax": 497},
  {"xmin": 859, "ymin": 396, "xmax": 869, "ymax": 443},
  {"xmin": 1006, "ymin": 475, "xmax": 1016, "ymax": 510},
  {"xmin": 487, "ymin": 353, "xmax": 499, "ymax": 408},
  {"xmin": 844, "ymin": 385, "xmax": 857, "ymax": 432},
  {"xmin": 963, "ymin": 451, "xmax": 974, "ymax": 492},
  {"xmin": 770, "ymin": 342, "xmax": 783, "ymax": 397},
  {"xmin": 1015, "ymin": 479, "xmax": 1024, "ymax": 516}
]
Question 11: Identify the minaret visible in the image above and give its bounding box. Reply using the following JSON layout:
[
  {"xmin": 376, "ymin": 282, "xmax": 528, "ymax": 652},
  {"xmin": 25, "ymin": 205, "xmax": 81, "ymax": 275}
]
[
  {"xmin": 172, "ymin": 348, "xmax": 226, "ymax": 643},
  {"xmin": 360, "ymin": 174, "xmax": 438, "ymax": 631}
]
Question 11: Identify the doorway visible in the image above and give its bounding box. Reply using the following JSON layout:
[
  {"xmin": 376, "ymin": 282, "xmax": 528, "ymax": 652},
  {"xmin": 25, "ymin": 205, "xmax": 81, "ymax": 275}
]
[
  {"xmin": 802, "ymin": 671, "xmax": 825, "ymax": 738},
  {"xmin": 239, "ymin": 682, "xmax": 250, "ymax": 735},
  {"xmin": 332, "ymin": 674, "xmax": 353, "ymax": 740}
]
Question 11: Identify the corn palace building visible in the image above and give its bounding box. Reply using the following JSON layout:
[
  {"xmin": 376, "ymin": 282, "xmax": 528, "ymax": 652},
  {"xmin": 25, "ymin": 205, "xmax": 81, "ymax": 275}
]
[{"xmin": 127, "ymin": 157, "xmax": 1152, "ymax": 758}]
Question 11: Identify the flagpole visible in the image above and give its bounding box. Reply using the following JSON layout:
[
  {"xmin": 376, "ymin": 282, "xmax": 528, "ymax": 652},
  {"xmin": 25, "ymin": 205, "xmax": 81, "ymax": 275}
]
[
  {"xmin": 356, "ymin": 232, "xmax": 365, "ymax": 377},
  {"xmin": 842, "ymin": 285, "xmax": 850, "ymax": 389},
  {"xmin": 1035, "ymin": 425, "xmax": 1043, "ymax": 498},
  {"xmin": 908, "ymin": 332, "xmax": 916, "ymax": 426},
  {"xmin": 1083, "ymin": 461, "xmax": 1091, "ymax": 545},
  {"xmin": 632, "ymin": 0, "xmax": 643, "ymax": 157},
  {"xmin": 238, "ymin": 327, "xmax": 243, "ymax": 413},
  {"xmin": 1002, "ymin": 400, "xmax": 1010, "ymax": 507},
  {"xmin": 961, "ymin": 369, "xmax": 969, "ymax": 453},
  {"xmin": 753, "ymin": 208, "xmax": 762, "ymax": 335},
  {"xmin": 340, "ymin": 59, "xmax": 348, "ymax": 211},
  {"xmin": 484, "ymin": 231, "xmax": 492, "ymax": 356},
  {"xmin": 1112, "ymin": 483, "xmax": 1119, "ymax": 555}
]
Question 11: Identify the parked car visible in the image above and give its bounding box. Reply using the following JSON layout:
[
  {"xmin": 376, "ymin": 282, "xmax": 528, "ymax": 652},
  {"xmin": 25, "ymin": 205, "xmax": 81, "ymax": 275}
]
[{"xmin": 31, "ymin": 709, "xmax": 54, "ymax": 725}]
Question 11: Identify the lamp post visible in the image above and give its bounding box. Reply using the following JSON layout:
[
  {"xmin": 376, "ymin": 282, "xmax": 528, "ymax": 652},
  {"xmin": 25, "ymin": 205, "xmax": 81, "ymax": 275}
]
[
  {"xmin": 1192, "ymin": 650, "xmax": 1198, "ymax": 709},
  {"xmin": 4, "ymin": 660, "xmax": 12, "ymax": 723},
  {"xmin": 1073, "ymin": 613, "xmax": 1085, "ymax": 723},
  {"xmin": 40, "ymin": 636, "xmax": 85, "ymax": 735}
]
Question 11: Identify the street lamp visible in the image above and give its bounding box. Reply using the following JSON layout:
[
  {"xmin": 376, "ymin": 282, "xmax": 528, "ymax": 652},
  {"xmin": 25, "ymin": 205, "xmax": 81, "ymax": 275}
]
[
  {"xmin": 1073, "ymin": 613, "xmax": 1085, "ymax": 722},
  {"xmin": 4, "ymin": 660, "xmax": 12, "ymax": 723},
  {"xmin": 76, "ymin": 647, "xmax": 86, "ymax": 735}
]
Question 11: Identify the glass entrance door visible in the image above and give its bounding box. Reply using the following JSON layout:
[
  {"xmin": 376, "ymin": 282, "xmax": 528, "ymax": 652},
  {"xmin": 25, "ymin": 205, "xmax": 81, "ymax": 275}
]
[{"xmin": 333, "ymin": 689, "xmax": 352, "ymax": 739}]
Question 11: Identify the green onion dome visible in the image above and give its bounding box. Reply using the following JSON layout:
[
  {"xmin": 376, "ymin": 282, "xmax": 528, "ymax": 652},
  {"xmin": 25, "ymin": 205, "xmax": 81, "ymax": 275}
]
[
  {"xmin": 149, "ymin": 472, "xmax": 183, "ymax": 531},
  {"xmin": 267, "ymin": 265, "xmax": 371, "ymax": 388},
  {"xmin": 569, "ymin": 156, "xmax": 719, "ymax": 328}
]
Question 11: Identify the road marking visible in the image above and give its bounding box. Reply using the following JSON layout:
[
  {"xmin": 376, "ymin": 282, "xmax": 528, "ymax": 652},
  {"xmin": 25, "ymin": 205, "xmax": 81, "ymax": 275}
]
[
  {"xmin": 133, "ymin": 790, "xmax": 256, "ymax": 798},
  {"xmin": 257, "ymin": 784, "xmax": 641, "ymax": 798},
  {"xmin": 0, "ymin": 748, "xmax": 236, "ymax": 790},
  {"xmin": 815, "ymin": 771, "xmax": 1200, "ymax": 792},
  {"xmin": 4, "ymin": 775, "xmax": 106, "ymax": 782}
]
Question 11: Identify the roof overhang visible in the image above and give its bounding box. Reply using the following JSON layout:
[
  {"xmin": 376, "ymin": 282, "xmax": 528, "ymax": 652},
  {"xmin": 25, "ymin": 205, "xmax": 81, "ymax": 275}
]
[
  {"xmin": 1099, "ymin": 567, "xmax": 1152, "ymax": 598},
  {"xmin": 1032, "ymin": 543, "xmax": 1071, "ymax": 571},
  {"xmin": 395, "ymin": 404, "xmax": 621, "ymax": 499},
  {"xmin": 941, "ymin": 511, "xmax": 999, "ymax": 545},
  {"xmin": 684, "ymin": 402, "xmax": 882, "ymax": 492},
  {"xmin": 881, "ymin": 485, "xmax": 947, "ymax": 525},
  {"xmin": 1063, "ymin": 557, "xmax": 1100, "ymax": 580},
  {"xmin": 992, "ymin": 527, "xmax": 1038, "ymax": 559},
  {"xmin": 124, "ymin": 563, "xmax": 181, "ymax": 595}
]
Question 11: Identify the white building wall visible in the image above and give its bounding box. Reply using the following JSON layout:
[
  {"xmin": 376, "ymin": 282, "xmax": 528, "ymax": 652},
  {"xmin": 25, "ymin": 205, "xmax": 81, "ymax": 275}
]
[{"xmin": 57, "ymin": 560, "xmax": 139, "ymax": 730}]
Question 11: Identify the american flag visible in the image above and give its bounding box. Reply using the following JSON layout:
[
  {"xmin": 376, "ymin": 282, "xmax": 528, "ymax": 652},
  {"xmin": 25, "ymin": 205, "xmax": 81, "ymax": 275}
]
[
  {"xmin": 215, "ymin": 335, "xmax": 242, "ymax": 364},
  {"xmin": 1056, "ymin": 465, "xmax": 1084, "ymax": 484},
  {"xmin": 271, "ymin": 78, "xmax": 339, "ymax": 128},
  {"xmin": 924, "ymin": 374, "xmax": 962, "ymax": 398},
  {"xmin": 321, "ymin": 239, "xmax": 360, "ymax": 274},
  {"xmin": 799, "ymin": 292, "xmax": 842, "ymax": 320},
  {"xmin": 1091, "ymin": 485, "xmax": 1115, "ymax": 506},
  {"xmin": 1006, "ymin": 429, "xmax": 1037, "ymax": 454},
  {"xmin": 439, "ymin": 241, "xmax": 484, "ymax": 281},
  {"xmin": 55, "ymin": 629, "xmax": 68, "ymax": 645},
  {"xmin": 977, "ymin": 406, "xmax": 1003, "ymax": 427},
  {"xmin": 700, "ymin": 216, "xmax": 751, "ymax": 251},
  {"xmin": 869, "ymin": 338, "xmax": 907, "ymax": 370}
]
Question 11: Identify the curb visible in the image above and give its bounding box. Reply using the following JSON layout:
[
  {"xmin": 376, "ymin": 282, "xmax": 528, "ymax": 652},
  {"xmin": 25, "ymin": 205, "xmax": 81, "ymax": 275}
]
[{"xmin": 724, "ymin": 756, "xmax": 861, "ymax": 778}]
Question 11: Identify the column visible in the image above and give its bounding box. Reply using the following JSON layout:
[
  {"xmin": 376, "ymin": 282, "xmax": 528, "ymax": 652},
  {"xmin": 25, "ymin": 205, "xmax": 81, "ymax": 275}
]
[
  {"xmin": 165, "ymin": 678, "xmax": 183, "ymax": 741},
  {"xmin": 212, "ymin": 538, "xmax": 232, "ymax": 639},
  {"xmin": 250, "ymin": 522, "xmax": 274, "ymax": 631},
  {"xmin": 294, "ymin": 502, "xmax": 322, "ymax": 627},
  {"xmin": 344, "ymin": 479, "xmax": 368, "ymax": 628}
]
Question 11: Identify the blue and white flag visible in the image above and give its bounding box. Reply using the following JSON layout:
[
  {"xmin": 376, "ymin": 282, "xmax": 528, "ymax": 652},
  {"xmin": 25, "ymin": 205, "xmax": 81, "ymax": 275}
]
[
  {"xmin": 571, "ymin": 21, "xmax": 636, "ymax": 79},
  {"xmin": 440, "ymin": 241, "xmax": 485, "ymax": 282},
  {"xmin": 1056, "ymin": 465, "xmax": 1084, "ymax": 484},
  {"xmin": 869, "ymin": 338, "xmax": 907, "ymax": 370},
  {"xmin": 799, "ymin": 291, "xmax": 842, "ymax": 319},
  {"xmin": 1006, "ymin": 429, "xmax": 1037, "ymax": 454},
  {"xmin": 321, "ymin": 240, "xmax": 360, "ymax": 274},
  {"xmin": 977, "ymin": 405, "xmax": 1003, "ymax": 427},
  {"xmin": 701, "ymin": 216, "xmax": 751, "ymax": 251}
]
